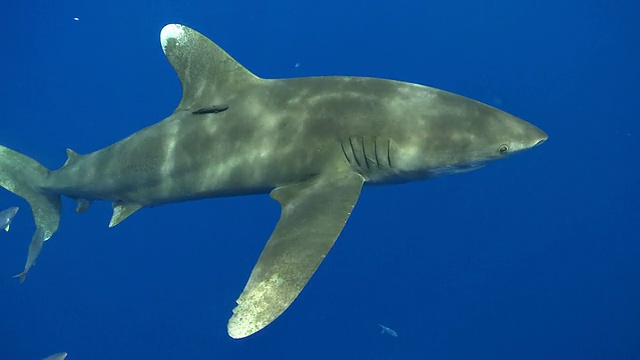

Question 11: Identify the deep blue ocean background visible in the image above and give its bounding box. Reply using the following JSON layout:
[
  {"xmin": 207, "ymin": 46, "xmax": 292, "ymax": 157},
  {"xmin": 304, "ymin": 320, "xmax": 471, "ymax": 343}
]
[{"xmin": 1, "ymin": 1, "xmax": 639, "ymax": 359}]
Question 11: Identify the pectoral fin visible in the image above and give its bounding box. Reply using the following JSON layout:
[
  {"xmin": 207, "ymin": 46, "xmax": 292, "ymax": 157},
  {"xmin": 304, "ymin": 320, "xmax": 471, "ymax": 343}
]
[{"xmin": 227, "ymin": 170, "xmax": 365, "ymax": 339}]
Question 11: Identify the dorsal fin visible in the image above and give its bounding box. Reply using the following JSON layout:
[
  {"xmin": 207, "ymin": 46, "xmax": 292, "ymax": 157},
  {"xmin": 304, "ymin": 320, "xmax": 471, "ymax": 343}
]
[
  {"xmin": 63, "ymin": 148, "xmax": 81, "ymax": 167},
  {"xmin": 160, "ymin": 24, "xmax": 260, "ymax": 114}
]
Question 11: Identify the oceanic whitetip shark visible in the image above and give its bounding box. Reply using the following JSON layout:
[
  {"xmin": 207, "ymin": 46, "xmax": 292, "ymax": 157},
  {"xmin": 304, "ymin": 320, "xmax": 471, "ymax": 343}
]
[
  {"xmin": 0, "ymin": 206, "xmax": 18, "ymax": 231},
  {"xmin": 42, "ymin": 353, "xmax": 67, "ymax": 360},
  {"xmin": 0, "ymin": 24, "xmax": 547, "ymax": 338}
]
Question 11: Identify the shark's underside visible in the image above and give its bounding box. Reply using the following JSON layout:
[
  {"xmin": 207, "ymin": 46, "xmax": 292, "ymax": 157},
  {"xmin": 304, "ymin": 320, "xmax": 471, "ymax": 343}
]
[{"xmin": 0, "ymin": 24, "xmax": 547, "ymax": 338}]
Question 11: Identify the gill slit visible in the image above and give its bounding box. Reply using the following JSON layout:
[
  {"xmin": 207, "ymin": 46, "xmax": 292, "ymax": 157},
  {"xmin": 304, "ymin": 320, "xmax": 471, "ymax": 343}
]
[
  {"xmin": 340, "ymin": 141, "xmax": 352, "ymax": 165},
  {"xmin": 361, "ymin": 135, "xmax": 370, "ymax": 169},
  {"xmin": 387, "ymin": 139, "xmax": 393, "ymax": 168},
  {"xmin": 374, "ymin": 136, "xmax": 382, "ymax": 169},
  {"xmin": 349, "ymin": 137, "xmax": 361, "ymax": 167}
]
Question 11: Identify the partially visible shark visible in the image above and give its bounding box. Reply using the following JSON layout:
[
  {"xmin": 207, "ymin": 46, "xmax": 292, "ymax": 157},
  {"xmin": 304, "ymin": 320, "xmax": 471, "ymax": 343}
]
[
  {"xmin": 0, "ymin": 206, "xmax": 18, "ymax": 231},
  {"xmin": 0, "ymin": 24, "xmax": 547, "ymax": 338},
  {"xmin": 379, "ymin": 324, "xmax": 398, "ymax": 337},
  {"xmin": 42, "ymin": 353, "xmax": 67, "ymax": 360}
]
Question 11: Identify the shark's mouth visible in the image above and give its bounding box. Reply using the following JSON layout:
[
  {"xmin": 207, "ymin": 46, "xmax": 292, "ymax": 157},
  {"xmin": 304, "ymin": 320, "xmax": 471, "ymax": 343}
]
[{"xmin": 428, "ymin": 161, "xmax": 487, "ymax": 177}]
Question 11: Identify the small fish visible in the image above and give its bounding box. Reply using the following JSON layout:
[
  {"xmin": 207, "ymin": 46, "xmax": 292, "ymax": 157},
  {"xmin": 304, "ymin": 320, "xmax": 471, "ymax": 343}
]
[
  {"xmin": 378, "ymin": 324, "xmax": 398, "ymax": 337},
  {"xmin": 0, "ymin": 206, "xmax": 18, "ymax": 231},
  {"xmin": 42, "ymin": 352, "xmax": 67, "ymax": 360},
  {"xmin": 13, "ymin": 226, "xmax": 45, "ymax": 283}
]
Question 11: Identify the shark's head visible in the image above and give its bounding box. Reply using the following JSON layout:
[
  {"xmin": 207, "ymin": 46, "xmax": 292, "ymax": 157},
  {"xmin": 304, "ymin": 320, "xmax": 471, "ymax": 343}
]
[{"xmin": 388, "ymin": 84, "xmax": 548, "ymax": 179}]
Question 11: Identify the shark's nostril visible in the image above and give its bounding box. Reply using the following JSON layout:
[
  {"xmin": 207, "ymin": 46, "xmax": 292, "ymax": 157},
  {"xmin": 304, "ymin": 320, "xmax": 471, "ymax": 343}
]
[{"xmin": 534, "ymin": 139, "xmax": 546, "ymax": 147}]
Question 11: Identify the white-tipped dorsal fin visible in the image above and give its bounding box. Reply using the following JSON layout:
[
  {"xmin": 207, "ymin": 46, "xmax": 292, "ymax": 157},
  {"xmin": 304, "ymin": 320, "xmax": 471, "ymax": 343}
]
[{"xmin": 160, "ymin": 24, "xmax": 260, "ymax": 114}]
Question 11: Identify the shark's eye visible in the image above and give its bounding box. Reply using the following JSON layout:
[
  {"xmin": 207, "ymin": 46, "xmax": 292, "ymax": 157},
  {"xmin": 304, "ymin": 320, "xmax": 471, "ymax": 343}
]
[{"xmin": 498, "ymin": 144, "xmax": 509, "ymax": 154}]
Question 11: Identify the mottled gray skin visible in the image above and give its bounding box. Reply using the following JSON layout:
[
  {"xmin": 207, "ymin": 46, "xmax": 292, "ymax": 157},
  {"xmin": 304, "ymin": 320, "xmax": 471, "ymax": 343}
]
[
  {"xmin": 0, "ymin": 24, "xmax": 546, "ymax": 339},
  {"xmin": 47, "ymin": 76, "xmax": 544, "ymax": 206}
]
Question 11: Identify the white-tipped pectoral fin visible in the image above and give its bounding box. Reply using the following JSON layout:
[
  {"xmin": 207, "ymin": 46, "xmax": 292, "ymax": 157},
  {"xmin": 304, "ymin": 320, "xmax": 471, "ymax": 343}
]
[{"xmin": 227, "ymin": 170, "xmax": 365, "ymax": 339}]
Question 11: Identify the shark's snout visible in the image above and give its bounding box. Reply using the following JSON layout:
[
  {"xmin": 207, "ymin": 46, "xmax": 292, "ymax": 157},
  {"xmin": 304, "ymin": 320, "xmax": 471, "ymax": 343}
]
[
  {"xmin": 533, "ymin": 128, "xmax": 548, "ymax": 147},
  {"xmin": 523, "ymin": 122, "xmax": 548, "ymax": 149}
]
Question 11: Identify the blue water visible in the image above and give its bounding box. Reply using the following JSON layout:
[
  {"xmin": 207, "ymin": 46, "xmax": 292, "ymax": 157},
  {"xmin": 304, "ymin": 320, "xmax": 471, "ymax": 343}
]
[{"xmin": 1, "ymin": 1, "xmax": 638, "ymax": 359}]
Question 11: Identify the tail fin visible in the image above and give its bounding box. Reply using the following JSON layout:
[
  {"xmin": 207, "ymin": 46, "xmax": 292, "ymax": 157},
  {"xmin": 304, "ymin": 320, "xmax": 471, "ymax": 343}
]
[{"xmin": 0, "ymin": 145, "xmax": 61, "ymax": 255}]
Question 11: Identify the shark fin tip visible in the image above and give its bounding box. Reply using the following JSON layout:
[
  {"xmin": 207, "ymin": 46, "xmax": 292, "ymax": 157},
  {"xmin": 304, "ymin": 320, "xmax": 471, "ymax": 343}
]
[
  {"xmin": 13, "ymin": 272, "xmax": 26, "ymax": 283},
  {"xmin": 160, "ymin": 24, "xmax": 186, "ymax": 52}
]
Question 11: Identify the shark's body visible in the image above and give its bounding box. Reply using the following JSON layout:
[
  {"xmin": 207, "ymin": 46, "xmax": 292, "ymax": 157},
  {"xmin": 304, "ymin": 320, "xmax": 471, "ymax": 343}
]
[{"xmin": 0, "ymin": 24, "xmax": 547, "ymax": 338}]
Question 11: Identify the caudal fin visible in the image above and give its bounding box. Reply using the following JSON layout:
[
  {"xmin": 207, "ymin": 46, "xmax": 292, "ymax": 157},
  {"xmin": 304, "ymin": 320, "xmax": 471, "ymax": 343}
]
[{"xmin": 0, "ymin": 145, "xmax": 61, "ymax": 280}]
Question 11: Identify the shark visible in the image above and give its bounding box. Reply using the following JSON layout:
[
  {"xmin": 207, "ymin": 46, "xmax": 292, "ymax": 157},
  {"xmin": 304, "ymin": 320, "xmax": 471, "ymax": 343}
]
[
  {"xmin": 0, "ymin": 24, "xmax": 547, "ymax": 338},
  {"xmin": 378, "ymin": 324, "xmax": 398, "ymax": 337},
  {"xmin": 42, "ymin": 353, "xmax": 67, "ymax": 360},
  {"xmin": 0, "ymin": 206, "xmax": 18, "ymax": 232}
]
